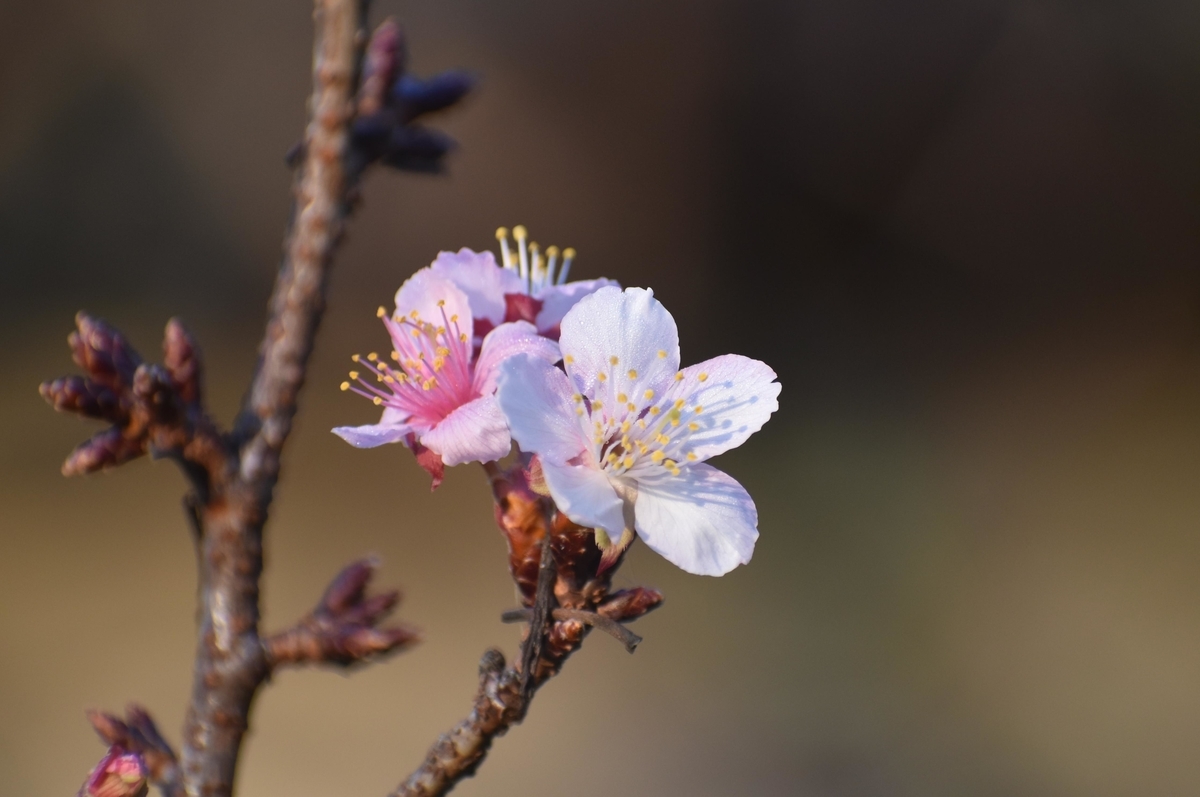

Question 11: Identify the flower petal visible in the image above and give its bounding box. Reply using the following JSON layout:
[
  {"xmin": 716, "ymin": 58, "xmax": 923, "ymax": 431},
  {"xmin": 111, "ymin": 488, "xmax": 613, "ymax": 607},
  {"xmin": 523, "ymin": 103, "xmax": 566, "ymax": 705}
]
[
  {"xmin": 535, "ymin": 278, "xmax": 620, "ymax": 333},
  {"xmin": 558, "ymin": 286, "xmax": 681, "ymax": 405},
  {"xmin": 496, "ymin": 354, "xmax": 588, "ymax": 464},
  {"xmin": 660, "ymin": 354, "xmax": 781, "ymax": 462},
  {"xmin": 332, "ymin": 407, "xmax": 414, "ymax": 449},
  {"xmin": 541, "ymin": 457, "xmax": 625, "ymax": 535},
  {"xmin": 633, "ymin": 463, "xmax": 759, "ymax": 576},
  {"xmin": 431, "ymin": 248, "xmax": 522, "ymax": 328},
  {"xmin": 472, "ymin": 321, "xmax": 561, "ymax": 396},
  {"xmin": 393, "ymin": 268, "xmax": 474, "ymax": 341},
  {"xmin": 418, "ymin": 394, "xmax": 511, "ymax": 465}
]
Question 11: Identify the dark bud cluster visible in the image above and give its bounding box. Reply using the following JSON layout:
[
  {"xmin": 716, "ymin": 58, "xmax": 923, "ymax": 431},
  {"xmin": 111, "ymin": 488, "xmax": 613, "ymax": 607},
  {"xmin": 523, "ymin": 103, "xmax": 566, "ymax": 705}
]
[
  {"xmin": 88, "ymin": 705, "xmax": 179, "ymax": 789},
  {"xmin": 264, "ymin": 558, "xmax": 419, "ymax": 669},
  {"xmin": 39, "ymin": 313, "xmax": 221, "ymax": 478},
  {"xmin": 349, "ymin": 19, "xmax": 475, "ymax": 174}
]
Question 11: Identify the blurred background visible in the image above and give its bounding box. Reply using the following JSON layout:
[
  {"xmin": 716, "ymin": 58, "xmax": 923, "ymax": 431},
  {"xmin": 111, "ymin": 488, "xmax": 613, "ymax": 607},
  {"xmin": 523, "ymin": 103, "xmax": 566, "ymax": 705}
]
[{"xmin": 2, "ymin": 0, "xmax": 1199, "ymax": 794}]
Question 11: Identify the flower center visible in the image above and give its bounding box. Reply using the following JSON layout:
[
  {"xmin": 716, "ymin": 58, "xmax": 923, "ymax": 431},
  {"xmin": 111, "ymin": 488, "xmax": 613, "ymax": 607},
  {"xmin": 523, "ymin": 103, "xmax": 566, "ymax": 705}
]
[
  {"xmin": 495, "ymin": 225, "xmax": 576, "ymax": 296},
  {"xmin": 565, "ymin": 352, "xmax": 706, "ymax": 479},
  {"xmin": 340, "ymin": 301, "xmax": 476, "ymax": 425}
]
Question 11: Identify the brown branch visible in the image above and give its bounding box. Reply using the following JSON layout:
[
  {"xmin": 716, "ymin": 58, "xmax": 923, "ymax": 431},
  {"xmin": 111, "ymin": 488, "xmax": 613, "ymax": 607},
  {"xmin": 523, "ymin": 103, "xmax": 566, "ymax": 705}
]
[
  {"xmin": 176, "ymin": 2, "xmax": 370, "ymax": 795},
  {"xmin": 264, "ymin": 559, "xmax": 418, "ymax": 669},
  {"xmin": 389, "ymin": 650, "xmax": 524, "ymax": 797}
]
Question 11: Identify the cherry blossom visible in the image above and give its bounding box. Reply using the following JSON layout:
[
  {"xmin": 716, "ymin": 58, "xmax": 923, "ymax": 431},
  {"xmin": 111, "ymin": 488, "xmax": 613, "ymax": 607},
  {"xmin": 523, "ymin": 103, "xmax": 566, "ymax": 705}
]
[
  {"xmin": 497, "ymin": 286, "xmax": 780, "ymax": 576},
  {"xmin": 334, "ymin": 268, "xmax": 559, "ymax": 486},
  {"xmin": 430, "ymin": 225, "xmax": 618, "ymax": 342}
]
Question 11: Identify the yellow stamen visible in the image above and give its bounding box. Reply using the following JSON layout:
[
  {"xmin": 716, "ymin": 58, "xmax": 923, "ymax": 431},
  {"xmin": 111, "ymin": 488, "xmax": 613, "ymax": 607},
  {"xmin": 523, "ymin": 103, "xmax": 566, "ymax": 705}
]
[
  {"xmin": 694, "ymin": 405, "xmax": 703, "ymax": 414},
  {"xmin": 651, "ymin": 451, "xmax": 665, "ymax": 463},
  {"xmin": 627, "ymin": 402, "xmax": 636, "ymax": 411},
  {"xmin": 644, "ymin": 389, "xmax": 655, "ymax": 400},
  {"xmin": 617, "ymin": 393, "xmax": 628, "ymax": 403},
  {"xmin": 698, "ymin": 372, "xmax": 709, "ymax": 382},
  {"xmin": 688, "ymin": 422, "xmax": 700, "ymax": 431},
  {"xmin": 622, "ymin": 456, "xmax": 634, "ymax": 469},
  {"xmin": 376, "ymin": 306, "xmax": 386, "ymax": 318},
  {"xmin": 650, "ymin": 407, "xmax": 661, "ymax": 416},
  {"xmin": 373, "ymin": 397, "xmax": 383, "ymax": 405},
  {"xmin": 437, "ymin": 299, "xmax": 445, "ymax": 307},
  {"xmin": 513, "ymin": 225, "xmax": 527, "ymax": 240},
  {"xmin": 674, "ymin": 372, "xmax": 684, "ymax": 382},
  {"xmin": 495, "ymin": 227, "xmax": 509, "ymax": 241},
  {"xmin": 349, "ymin": 371, "xmax": 359, "ymax": 379},
  {"xmin": 674, "ymin": 399, "xmax": 685, "ymax": 409},
  {"xmin": 687, "ymin": 452, "xmax": 697, "ymax": 461},
  {"xmin": 610, "ymin": 355, "xmax": 619, "ymax": 365},
  {"xmin": 628, "ymin": 369, "xmax": 638, "ymax": 379},
  {"xmin": 339, "ymin": 382, "xmax": 350, "ymax": 391},
  {"xmin": 351, "ymin": 354, "xmax": 361, "ymax": 362},
  {"xmin": 598, "ymin": 373, "xmax": 607, "ymax": 382},
  {"xmin": 565, "ymin": 354, "xmax": 575, "ymax": 365},
  {"xmin": 367, "ymin": 352, "xmax": 378, "ymax": 361},
  {"xmin": 390, "ymin": 351, "xmax": 400, "ymax": 361},
  {"xmin": 657, "ymin": 350, "xmax": 667, "ymax": 359}
]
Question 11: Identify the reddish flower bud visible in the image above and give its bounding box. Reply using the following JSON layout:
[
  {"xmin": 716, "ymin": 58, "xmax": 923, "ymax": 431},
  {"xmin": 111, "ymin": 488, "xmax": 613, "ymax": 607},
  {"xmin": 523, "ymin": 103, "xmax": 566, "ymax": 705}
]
[
  {"xmin": 162, "ymin": 318, "xmax": 203, "ymax": 405},
  {"xmin": 79, "ymin": 746, "xmax": 148, "ymax": 797}
]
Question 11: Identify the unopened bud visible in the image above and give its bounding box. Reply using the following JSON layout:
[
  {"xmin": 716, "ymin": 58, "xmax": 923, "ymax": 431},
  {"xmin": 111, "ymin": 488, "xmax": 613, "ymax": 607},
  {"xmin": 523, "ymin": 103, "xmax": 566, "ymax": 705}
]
[{"xmin": 79, "ymin": 746, "xmax": 148, "ymax": 797}]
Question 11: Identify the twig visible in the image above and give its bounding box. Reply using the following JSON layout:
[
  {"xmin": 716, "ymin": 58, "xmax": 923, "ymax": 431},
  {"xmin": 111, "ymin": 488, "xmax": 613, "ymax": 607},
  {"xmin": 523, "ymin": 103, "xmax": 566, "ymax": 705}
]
[
  {"xmin": 177, "ymin": 2, "xmax": 370, "ymax": 794},
  {"xmin": 518, "ymin": 534, "xmax": 557, "ymax": 697},
  {"xmin": 501, "ymin": 607, "xmax": 643, "ymax": 654},
  {"xmin": 389, "ymin": 650, "xmax": 524, "ymax": 797}
]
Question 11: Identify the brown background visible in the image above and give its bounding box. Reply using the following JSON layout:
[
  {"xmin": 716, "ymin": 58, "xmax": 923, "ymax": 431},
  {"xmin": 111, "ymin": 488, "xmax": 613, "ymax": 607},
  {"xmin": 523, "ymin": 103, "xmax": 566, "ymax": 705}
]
[{"xmin": 3, "ymin": 0, "xmax": 1200, "ymax": 795}]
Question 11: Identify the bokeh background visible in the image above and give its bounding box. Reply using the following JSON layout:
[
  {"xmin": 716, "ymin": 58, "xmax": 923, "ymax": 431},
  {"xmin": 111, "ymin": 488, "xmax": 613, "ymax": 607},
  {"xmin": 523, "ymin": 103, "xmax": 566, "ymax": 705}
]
[{"xmin": 3, "ymin": 0, "xmax": 1200, "ymax": 794}]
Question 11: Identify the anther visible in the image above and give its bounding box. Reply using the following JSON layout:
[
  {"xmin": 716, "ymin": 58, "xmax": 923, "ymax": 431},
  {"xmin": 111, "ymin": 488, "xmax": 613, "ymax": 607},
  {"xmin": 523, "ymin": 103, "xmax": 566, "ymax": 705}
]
[
  {"xmin": 349, "ymin": 371, "xmax": 360, "ymax": 379},
  {"xmin": 352, "ymin": 354, "xmax": 361, "ymax": 362},
  {"xmin": 628, "ymin": 369, "xmax": 638, "ymax": 379},
  {"xmin": 390, "ymin": 351, "xmax": 400, "ymax": 361},
  {"xmin": 674, "ymin": 399, "xmax": 685, "ymax": 409},
  {"xmin": 367, "ymin": 352, "xmax": 378, "ymax": 361},
  {"xmin": 513, "ymin": 225, "xmax": 527, "ymax": 241},
  {"xmin": 694, "ymin": 405, "xmax": 703, "ymax": 413},
  {"xmin": 373, "ymin": 397, "xmax": 383, "ymax": 405},
  {"xmin": 688, "ymin": 422, "xmax": 700, "ymax": 431},
  {"xmin": 617, "ymin": 393, "xmax": 628, "ymax": 403},
  {"xmin": 565, "ymin": 355, "xmax": 575, "ymax": 365},
  {"xmin": 598, "ymin": 373, "xmax": 607, "ymax": 382},
  {"xmin": 610, "ymin": 355, "xmax": 619, "ymax": 365},
  {"xmin": 674, "ymin": 372, "xmax": 684, "ymax": 381},
  {"xmin": 339, "ymin": 382, "xmax": 350, "ymax": 391},
  {"xmin": 657, "ymin": 350, "xmax": 667, "ymax": 359},
  {"xmin": 698, "ymin": 372, "xmax": 709, "ymax": 382},
  {"xmin": 686, "ymin": 452, "xmax": 697, "ymax": 461},
  {"xmin": 622, "ymin": 456, "xmax": 634, "ymax": 469},
  {"xmin": 376, "ymin": 306, "xmax": 386, "ymax": 318},
  {"xmin": 627, "ymin": 402, "xmax": 636, "ymax": 411},
  {"xmin": 644, "ymin": 389, "xmax": 655, "ymax": 400},
  {"xmin": 437, "ymin": 299, "xmax": 446, "ymax": 307},
  {"xmin": 495, "ymin": 227, "xmax": 509, "ymax": 241}
]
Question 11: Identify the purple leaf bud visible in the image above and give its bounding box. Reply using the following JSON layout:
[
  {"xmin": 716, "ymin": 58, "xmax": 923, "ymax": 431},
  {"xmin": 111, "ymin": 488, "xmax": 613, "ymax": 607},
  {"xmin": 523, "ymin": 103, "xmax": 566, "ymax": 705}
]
[
  {"xmin": 71, "ymin": 313, "xmax": 143, "ymax": 389},
  {"xmin": 39, "ymin": 376, "xmax": 127, "ymax": 423},
  {"xmin": 63, "ymin": 427, "xmax": 145, "ymax": 476},
  {"xmin": 163, "ymin": 318, "xmax": 203, "ymax": 405},
  {"xmin": 393, "ymin": 71, "xmax": 475, "ymax": 123}
]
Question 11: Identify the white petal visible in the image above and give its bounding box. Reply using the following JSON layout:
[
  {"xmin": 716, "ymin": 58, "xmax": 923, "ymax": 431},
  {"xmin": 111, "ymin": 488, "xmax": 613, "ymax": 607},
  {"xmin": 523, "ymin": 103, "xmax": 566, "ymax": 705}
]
[
  {"xmin": 541, "ymin": 457, "xmax": 625, "ymax": 535},
  {"xmin": 418, "ymin": 395, "xmax": 511, "ymax": 465},
  {"xmin": 660, "ymin": 354, "xmax": 780, "ymax": 462},
  {"xmin": 558, "ymin": 286, "xmax": 680, "ymax": 402},
  {"xmin": 496, "ymin": 354, "xmax": 588, "ymax": 464},
  {"xmin": 332, "ymin": 418, "xmax": 412, "ymax": 448},
  {"xmin": 431, "ymin": 248, "xmax": 523, "ymax": 328},
  {"xmin": 633, "ymin": 463, "xmax": 759, "ymax": 576},
  {"xmin": 472, "ymin": 321, "xmax": 561, "ymax": 396},
  {"xmin": 535, "ymin": 278, "xmax": 620, "ymax": 332},
  {"xmin": 393, "ymin": 268, "xmax": 474, "ymax": 341}
]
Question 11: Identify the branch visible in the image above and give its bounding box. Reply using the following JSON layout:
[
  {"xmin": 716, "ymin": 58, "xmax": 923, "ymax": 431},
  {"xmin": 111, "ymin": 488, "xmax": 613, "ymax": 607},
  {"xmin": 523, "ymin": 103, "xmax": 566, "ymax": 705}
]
[
  {"xmin": 178, "ymin": 2, "xmax": 370, "ymax": 793},
  {"xmin": 264, "ymin": 559, "xmax": 418, "ymax": 669},
  {"xmin": 393, "ymin": 468, "xmax": 665, "ymax": 797}
]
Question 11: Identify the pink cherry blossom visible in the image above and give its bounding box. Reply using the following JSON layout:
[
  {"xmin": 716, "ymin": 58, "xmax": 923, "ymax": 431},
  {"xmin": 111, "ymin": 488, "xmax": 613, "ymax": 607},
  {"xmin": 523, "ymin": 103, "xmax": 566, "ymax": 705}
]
[
  {"xmin": 497, "ymin": 286, "xmax": 780, "ymax": 576},
  {"xmin": 333, "ymin": 268, "xmax": 560, "ymax": 485},
  {"xmin": 429, "ymin": 225, "xmax": 618, "ymax": 342}
]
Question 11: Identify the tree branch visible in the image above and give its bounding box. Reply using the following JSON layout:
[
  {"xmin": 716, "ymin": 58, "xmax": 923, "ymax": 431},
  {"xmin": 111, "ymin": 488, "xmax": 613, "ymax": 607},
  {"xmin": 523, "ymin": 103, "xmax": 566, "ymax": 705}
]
[{"xmin": 177, "ymin": 2, "xmax": 369, "ymax": 794}]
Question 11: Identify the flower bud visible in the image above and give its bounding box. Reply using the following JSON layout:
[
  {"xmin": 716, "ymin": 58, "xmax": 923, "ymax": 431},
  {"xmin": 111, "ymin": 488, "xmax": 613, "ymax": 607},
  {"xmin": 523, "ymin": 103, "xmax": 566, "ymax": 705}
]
[{"xmin": 79, "ymin": 746, "xmax": 148, "ymax": 797}]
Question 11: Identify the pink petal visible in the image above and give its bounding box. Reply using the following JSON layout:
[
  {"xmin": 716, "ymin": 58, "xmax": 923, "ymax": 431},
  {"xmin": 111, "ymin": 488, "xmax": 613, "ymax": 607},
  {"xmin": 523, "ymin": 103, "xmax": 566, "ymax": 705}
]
[
  {"xmin": 558, "ymin": 286, "xmax": 680, "ymax": 404},
  {"xmin": 541, "ymin": 457, "xmax": 626, "ymax": 535},
  {"xmin": 418, "ymin": 394, "xmax": 511, "ymax": 466},
  {"xmin": 633, "ymin": 463, "xmax": 758, "ymax": 576},
  {"xmin": 393, "ymin": 269, "xmax": 474, "ymax": 342},
  {"xmin": 431, "ymin": 248, "xmax": 522, "ymax": 328},
  {"xmin": 496, "ymin": 354, "xmax": 588, "ymax": 465},
  {"xmin": 473, "ymin": 321, "xmax": 561, "ymax": 396},
  {"xmin": 535, "ymin": 278, "xmax": 619, "ymax": 332},
  {"xmin": 332, "ymin": 408, "xmax": 414, "ymax": 449},
  {"xmin": 659, "ymin": 354, "xmax": 781, "ymax": 462}
]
